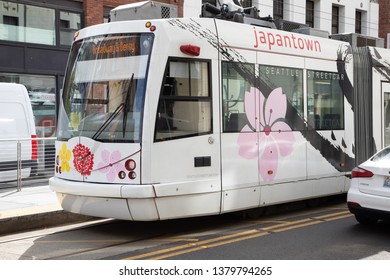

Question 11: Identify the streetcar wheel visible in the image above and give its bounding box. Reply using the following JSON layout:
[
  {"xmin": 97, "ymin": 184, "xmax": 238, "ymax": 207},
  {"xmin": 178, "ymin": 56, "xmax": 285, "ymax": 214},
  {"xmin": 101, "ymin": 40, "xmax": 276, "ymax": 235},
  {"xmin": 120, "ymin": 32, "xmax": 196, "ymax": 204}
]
[
  {"xmin": 355, "ymin": 214, "xmax": 378, "ymax": 225},
  {"xmin": 245, "ymin": 207, "xmax": 265, "ymax": 219}
]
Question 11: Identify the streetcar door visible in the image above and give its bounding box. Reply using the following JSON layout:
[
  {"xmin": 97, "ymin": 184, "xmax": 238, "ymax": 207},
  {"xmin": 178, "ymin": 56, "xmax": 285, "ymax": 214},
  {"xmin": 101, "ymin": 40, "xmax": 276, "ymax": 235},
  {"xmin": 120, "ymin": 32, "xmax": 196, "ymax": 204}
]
[
  {"xmin": 220, "ymin": 58, "xmax": 261, "ymax": 213},
  {"xmin": 151, "ymin": 58, "xmax": 221, "ymax": 219},
  {"xmin": 382, "ymin": 82, "xmax": 390, "ymax": 147},
  {"xmin": 306, "ymin": 65, "xmax": 348, "ymax": 194}
]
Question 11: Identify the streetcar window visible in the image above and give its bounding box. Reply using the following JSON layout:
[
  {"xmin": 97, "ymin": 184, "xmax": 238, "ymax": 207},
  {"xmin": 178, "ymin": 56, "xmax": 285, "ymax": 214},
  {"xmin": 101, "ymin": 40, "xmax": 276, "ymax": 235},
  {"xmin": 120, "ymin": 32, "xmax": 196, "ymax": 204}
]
[
  {"xmin": 307, "ymin": 70, "xmax": 344, "ymax": 130},
  {"xmin": 259, "ymin": 65, "xmax": 304, "ymax": 130},
  {"xmin": 222, "ymin": 62, "xmax": 254, "ymax": 132},
  {"xmin": 58, "ymin": 33, "xmax": 153, "ymax": 142},
  {"xmin": 154, "ymin": 59, "xmax": 212, "ymax": 141}
]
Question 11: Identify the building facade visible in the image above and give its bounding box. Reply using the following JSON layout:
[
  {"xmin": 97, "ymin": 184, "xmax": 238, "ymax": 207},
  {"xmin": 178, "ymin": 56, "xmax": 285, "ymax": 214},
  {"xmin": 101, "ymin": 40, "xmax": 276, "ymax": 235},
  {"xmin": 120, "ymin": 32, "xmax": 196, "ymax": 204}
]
[
  {"xmin": 0, "ymin": 0, "xmax": 182, "ymax": 138},
  {"xmin": 190, "ymin": 0, "xmax": 379, "ymax": 38},
  {"xmin": 0, "ymin": 0, "xmax": 383, "ymax": 139},
  {"xmin": 1, "ymin": 0, "xmax": 82, "ymax": 137}
]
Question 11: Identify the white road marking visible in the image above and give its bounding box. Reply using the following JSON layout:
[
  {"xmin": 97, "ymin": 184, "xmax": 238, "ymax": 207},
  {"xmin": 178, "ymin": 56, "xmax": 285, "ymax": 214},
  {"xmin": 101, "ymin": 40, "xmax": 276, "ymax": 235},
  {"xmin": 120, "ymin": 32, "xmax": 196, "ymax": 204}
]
[{"xmin": 362, "ymin": 251, "xmax": 390, "ymax": 260}]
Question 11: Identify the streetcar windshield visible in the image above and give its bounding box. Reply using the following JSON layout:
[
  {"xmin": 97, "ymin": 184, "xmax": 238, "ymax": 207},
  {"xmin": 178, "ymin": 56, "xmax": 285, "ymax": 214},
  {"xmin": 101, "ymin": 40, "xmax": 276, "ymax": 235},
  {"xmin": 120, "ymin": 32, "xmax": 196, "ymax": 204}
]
[{"xmin": 57, "ymin": 33, "xmax": 153, "ymax": 142}]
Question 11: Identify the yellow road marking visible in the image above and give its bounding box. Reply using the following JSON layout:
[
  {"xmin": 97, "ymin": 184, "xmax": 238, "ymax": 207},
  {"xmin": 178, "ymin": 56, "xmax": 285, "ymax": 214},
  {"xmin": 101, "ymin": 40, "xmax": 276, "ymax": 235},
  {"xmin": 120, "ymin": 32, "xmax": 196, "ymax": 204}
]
[
  {"xmin": 314, "ymin": 210, "xmax": 350, "ymax": 220},
  {"xmin": 271, "ymin": 220, "xmax": 322, "ymax": 232},
  {"xmin": 260, "ymin": 218, "xmax": 312, "ymax": 231},
  {"xmin": 323, "ymin": 213, "xmax": 352, "ymax": 221},
  {"xmin": 151, "ymin": 232, "xmax": 269, "ymax": 260},
  {"xmin": 124, "ymin": 229, "xmax": 259, "ymax": 260},
  {"xmin": 124, "ymin": 209, "xmax": 352, "ymax": 260}
]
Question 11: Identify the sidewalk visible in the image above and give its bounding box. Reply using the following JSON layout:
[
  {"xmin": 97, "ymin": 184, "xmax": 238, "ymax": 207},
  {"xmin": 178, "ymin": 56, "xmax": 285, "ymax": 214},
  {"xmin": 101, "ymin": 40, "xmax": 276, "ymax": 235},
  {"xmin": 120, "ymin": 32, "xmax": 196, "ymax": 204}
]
[{"xmin": 0, "ymin": 185, "xmax": 96, "ymax": 236}]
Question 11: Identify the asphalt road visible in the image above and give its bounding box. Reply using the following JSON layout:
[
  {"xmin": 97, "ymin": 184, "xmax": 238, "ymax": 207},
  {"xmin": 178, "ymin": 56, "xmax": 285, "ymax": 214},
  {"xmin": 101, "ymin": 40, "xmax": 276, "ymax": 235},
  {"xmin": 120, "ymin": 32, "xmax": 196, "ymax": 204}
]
[{"xmin": 1, "ymin": 196, "xmax": 389, "ymax": 261}]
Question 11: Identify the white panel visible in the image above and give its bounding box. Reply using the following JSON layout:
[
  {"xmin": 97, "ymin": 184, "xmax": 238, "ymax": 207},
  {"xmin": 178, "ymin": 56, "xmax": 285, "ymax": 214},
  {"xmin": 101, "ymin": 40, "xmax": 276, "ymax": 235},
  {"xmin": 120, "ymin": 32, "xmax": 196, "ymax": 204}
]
[
  {"xmin": 261, "ymin": 180, "xmax": 312, "ymax": 205},
  {"xmin": 127, "ymin": 198, "xmax": 159, "ymax": 221},
  {"xmin": 58, "ymin": 193, "xmax": 133, "ymax": 220},
  {"xmin": 306, "ymin": 132, "xmax": 345, "ymax": 179},
  {"xmin": 155, "ymin": 192, "xmax": 221, "ymax": 219},
  {"xmin": 151, "ymin": 135, "xmax": 220, "ymax": 184},
  {"xmin": 305, "ymin": 58, "xmax": 343, "ymax": 72},
  {"xmin": 154, "ymin": 180, "xmax": 219, "ymax": 197},
  {"xmin": 221, "ymin": 187, "xmax": 261, "ymax": 213},
  {"xmin": 121, "ymin": 184, "xmax": 155, "ymax": 198},
  {"xmin": 221, "ymin": 133, "xmax": 258, "ymax": 189},
  {"xmin": 50, "ymin": 177, "xmax": 121, "ymax": 198},
  {"xmin": 311, "ymin": 176, "xmax": 346, "ymax": 196},
  {"xmin": 258, "ymin": 52, "xmax": 304, "ymax": 69}
]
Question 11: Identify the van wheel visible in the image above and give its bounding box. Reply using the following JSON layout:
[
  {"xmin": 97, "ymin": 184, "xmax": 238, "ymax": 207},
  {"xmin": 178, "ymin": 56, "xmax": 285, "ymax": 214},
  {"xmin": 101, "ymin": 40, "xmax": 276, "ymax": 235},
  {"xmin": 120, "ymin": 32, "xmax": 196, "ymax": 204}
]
[
  {"xmin": 355, "ymin": 214, "xmax": 378, "ymax": 225},
  {"xmin": 30, "ymin": 162, "xmax": 39, "ymax": 176}
]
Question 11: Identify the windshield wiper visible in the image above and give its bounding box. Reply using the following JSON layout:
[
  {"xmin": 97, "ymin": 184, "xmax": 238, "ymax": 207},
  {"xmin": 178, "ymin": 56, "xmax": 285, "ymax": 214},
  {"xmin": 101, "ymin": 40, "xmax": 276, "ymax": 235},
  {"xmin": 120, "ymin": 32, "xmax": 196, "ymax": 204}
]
[
  {"xmin": 91, "ymin": 74, "xmax": 135, "ymax": 141},
  {"xmin": 91, "ymin": 103, "xmax": 124, "ymax": 140},
  {"xmin": 123, "ymin": 73, "xmax": 134, "ymax": 138}
]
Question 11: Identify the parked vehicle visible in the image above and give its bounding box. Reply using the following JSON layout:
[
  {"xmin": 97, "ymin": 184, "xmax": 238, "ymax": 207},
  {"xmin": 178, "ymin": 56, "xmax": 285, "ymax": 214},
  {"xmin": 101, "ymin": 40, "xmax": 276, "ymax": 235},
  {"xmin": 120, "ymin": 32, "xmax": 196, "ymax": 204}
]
[
  {"xmin": 348, "ymin": 146, "xmax": 390, "ymax": 224},
  {"xmin": 0, "ymin": 83, "xmax": 38, "ymax": 183}
]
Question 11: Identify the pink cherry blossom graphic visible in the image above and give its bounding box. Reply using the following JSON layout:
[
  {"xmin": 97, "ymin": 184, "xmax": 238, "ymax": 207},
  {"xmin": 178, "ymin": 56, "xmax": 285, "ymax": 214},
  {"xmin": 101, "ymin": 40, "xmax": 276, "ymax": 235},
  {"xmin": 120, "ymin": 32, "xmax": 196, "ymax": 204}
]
[
  {"xmin": 237, "ymin": 87, "xmax": 295, "ymax": 181},
  {"xmin": 98, "ymin": 149, "xmax": 125, "ymax": 182}
]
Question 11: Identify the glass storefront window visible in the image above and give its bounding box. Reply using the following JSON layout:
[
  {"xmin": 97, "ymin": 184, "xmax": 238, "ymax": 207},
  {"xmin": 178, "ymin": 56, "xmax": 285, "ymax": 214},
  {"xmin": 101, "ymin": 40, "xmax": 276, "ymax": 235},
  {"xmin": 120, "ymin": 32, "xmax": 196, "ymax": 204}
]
[
  {"xmin": 0, "ymin": 73, "xmax": 56, "ymax": 137},
  {"xmin": 0, "ymin": 1, "xmax": 55, "ymax": 45},
  {"xmin": 60, "ymin": 11, "xmax": 81, "ymax": 46}
]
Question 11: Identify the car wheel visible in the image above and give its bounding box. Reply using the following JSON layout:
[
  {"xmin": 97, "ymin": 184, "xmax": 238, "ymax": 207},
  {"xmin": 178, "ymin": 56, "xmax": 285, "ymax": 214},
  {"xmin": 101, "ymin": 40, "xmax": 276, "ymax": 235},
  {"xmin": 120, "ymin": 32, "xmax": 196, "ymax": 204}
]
[{"xmin": 355, "ymin": 214, "xmax": 378, "ymax": 225}]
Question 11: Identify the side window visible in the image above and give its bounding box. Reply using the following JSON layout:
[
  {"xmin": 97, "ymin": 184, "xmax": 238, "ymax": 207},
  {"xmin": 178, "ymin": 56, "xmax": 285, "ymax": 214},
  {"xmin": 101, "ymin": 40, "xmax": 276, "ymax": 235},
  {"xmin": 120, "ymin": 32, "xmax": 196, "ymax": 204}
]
[
  {"xmin": 222, "ymin": 62, "xmax": 254, "ymax": 132},
  {"xmin": 307, "ymin": 70, "xmax": 344, "ymax": 130},
  {"xmin": 259, "ymin": 65, "xmax": 304, "ymax": 130},
  {"xmin": 154, "ymin": 59, "xmax": 212, "ymax": 141}
]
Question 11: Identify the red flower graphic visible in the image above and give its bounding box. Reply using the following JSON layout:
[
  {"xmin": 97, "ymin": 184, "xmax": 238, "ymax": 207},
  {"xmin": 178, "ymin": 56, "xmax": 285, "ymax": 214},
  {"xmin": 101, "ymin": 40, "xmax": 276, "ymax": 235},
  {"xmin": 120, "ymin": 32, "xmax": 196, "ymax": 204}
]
[{"xmin": 72, "ymin": 144, "xmax": 94, "ymax": 176}]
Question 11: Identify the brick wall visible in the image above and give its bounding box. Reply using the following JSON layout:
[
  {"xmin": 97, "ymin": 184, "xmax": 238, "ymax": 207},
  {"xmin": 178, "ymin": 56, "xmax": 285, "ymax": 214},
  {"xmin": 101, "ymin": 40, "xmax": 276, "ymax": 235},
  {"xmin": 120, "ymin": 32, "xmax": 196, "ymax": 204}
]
[
  {"xmin": 379, "ymin": 0, "xmax": 390, "ymax": 47},
  {"xmin": 84, "ymin": 0, "xmax": 103, "ymax": 26}
]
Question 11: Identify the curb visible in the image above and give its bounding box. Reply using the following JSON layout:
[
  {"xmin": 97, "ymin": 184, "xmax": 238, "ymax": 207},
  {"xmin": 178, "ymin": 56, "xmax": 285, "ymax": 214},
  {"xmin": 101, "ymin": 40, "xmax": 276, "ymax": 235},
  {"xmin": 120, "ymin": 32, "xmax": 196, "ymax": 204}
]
[{"xmin": 0, "ymin": 210, "xmax": 98, "ymax": 236}]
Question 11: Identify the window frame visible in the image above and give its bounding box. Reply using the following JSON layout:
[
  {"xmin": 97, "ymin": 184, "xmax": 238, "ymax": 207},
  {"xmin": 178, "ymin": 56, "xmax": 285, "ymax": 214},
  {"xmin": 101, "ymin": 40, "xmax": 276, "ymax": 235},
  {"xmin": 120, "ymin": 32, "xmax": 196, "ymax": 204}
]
[
  {"xmin": 306, "ymin": 69, "xmax": 345, "ymax": 131},
  {"xmin": 241, "ymin": 0, "xmax": 253, "ymax": 8},
  {"xmin": 59, "ymin": 10, "xmax": 81, "ymax": 46},
  {"xmin": 222, "ymin": 61, "xmax": 255, "ymax": 133},
  {"xmin": 154, "ymin": 57, "xmax": 213, "ymax": 142},
  {"xmin": 332, "ymin": 6, "xmax": 339, "ymax": 35},
  {"xmin": 306, "ymin": 0, "xmax": 314, "ymax": 28},
  {"xmin": 273, "ymin": 0, "xmax": 284, "ymax": 20},
  {"xmin": 0, "ymin": 0, "xmax": 83, "ymax": 48},
  {"xmin": 259, "ymin": 64, "xmax": 304, "ymax": 131},
  {"xmin": 355, "ymin": 10, "xmax": 362, "ymax": 34}
]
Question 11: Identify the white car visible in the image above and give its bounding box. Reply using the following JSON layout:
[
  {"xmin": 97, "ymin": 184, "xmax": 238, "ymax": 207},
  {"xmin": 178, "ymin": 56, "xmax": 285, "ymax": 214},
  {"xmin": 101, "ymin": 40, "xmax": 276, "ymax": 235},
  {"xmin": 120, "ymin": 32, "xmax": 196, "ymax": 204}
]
[
  {"xmin": 0, "ymin": 83, "xmax": 38, "ymax": 183},
  {"xmin": 347, "ymin": 146, "xmax": 390, "ymax": 225}
]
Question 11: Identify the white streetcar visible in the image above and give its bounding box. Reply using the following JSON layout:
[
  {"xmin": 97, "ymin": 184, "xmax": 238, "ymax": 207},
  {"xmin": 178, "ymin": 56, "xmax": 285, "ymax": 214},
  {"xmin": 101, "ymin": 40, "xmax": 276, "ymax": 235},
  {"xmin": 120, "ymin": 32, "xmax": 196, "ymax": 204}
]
[{"xmin": 50, "ymin": 1, "xmax": 389, "ymax": 220}]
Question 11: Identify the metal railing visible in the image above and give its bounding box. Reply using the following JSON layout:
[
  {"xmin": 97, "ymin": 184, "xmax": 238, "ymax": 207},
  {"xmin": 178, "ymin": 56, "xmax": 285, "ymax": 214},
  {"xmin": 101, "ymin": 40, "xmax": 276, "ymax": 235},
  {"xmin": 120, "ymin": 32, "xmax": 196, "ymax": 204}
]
[{"xmin": 0, "ymin": 135, "xmax": 56, "ymax": 191}]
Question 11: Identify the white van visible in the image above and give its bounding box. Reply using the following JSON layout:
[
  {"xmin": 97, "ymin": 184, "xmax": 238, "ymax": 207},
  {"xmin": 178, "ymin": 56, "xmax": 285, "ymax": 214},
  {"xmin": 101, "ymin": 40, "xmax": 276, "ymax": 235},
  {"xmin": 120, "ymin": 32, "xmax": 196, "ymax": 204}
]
[{"xmin": 0, "ymin": 83, "xmax": 37, "ymax": 183}]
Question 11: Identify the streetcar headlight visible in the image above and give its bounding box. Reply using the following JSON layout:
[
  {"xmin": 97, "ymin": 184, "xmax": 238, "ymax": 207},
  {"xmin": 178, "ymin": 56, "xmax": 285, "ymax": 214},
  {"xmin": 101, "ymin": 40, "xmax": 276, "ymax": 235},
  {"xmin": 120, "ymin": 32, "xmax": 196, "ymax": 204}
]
[
  {"xmin": 142, "ymin": 39, "xmax": 151, "ymax": 49},
  {"xmin": 125, "ymin": 159, "xmax": 136, "ymax": 171}
]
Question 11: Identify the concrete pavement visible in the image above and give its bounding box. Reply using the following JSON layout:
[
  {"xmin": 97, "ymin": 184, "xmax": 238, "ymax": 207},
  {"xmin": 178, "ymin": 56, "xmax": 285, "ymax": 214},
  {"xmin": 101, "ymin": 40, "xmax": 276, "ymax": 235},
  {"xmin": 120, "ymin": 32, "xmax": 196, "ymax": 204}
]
[{"xmin": 0, "ymin": 185, "xmax": 96, "ymax": 236}]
